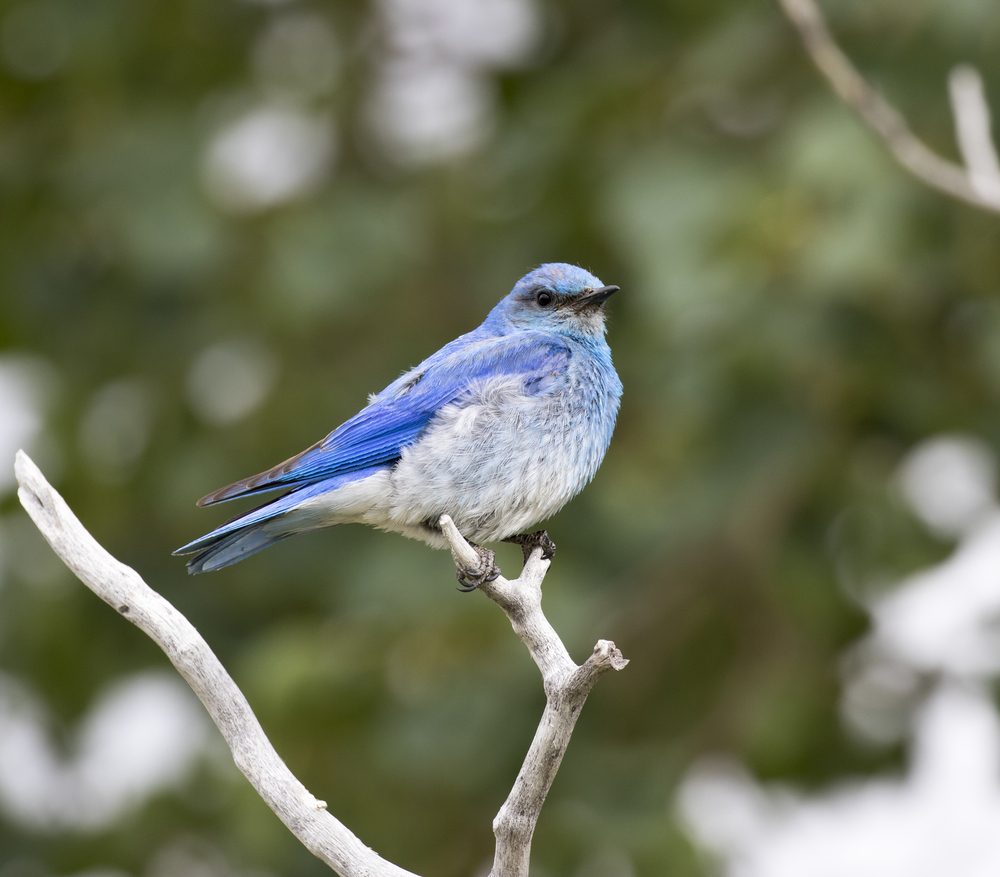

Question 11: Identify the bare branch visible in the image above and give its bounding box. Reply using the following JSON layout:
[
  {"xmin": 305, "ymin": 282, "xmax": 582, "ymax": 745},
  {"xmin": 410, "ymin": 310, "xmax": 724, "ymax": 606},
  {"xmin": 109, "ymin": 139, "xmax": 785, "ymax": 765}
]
[
  {"xmin": 778, "ymin": 0, "xmax": 1000, "ymax": 214},
  {"xmin": 14, "ymin": 450, "xmax": 418, "ymax": 877},
  {"xmin": 13, "ymin": 450, "xmax": 627, "ymax": 877},
  {"xmin": 439, "ymin": 515, "xmax": 628, "ymax": 877},
  {"xmin": 949, "ymin": 65, "xmax": 1000, "ymax": 204}
]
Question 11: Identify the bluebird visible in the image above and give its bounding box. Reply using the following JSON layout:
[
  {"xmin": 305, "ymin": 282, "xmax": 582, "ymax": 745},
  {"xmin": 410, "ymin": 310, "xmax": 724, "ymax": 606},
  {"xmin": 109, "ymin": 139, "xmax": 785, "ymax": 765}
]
[{"xmin": 175, "ymin": 263, "xmax": 622, "ymax": 587}]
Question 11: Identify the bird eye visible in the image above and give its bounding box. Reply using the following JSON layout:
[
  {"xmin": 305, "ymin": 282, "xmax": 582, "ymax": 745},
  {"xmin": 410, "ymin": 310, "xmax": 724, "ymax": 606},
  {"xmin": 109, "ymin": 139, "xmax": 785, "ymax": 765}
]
[{"xmin": 535, "ymin": 290, "xmax": 554, "ymax": 307}]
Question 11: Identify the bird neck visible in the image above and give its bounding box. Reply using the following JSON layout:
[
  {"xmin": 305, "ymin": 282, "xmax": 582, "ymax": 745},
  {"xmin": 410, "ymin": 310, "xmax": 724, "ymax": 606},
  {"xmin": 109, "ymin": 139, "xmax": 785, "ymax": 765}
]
[{"xmin": 481, "ymin": 311, "xmax": 610, "ymax": 348}]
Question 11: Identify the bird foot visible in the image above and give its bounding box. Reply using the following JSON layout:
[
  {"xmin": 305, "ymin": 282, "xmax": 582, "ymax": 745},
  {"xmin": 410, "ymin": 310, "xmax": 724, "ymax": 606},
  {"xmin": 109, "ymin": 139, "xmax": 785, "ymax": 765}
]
[
  {"xmin": 503, "ymin": 530, "xmax": 557, "ymax": 564},
  {"xmin": 456, "ymin": 544, "xmax": 501, "ymax": 592}
]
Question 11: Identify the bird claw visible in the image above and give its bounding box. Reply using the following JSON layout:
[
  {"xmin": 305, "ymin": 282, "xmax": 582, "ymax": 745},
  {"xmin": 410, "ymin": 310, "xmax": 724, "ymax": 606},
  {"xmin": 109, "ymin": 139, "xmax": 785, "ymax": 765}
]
[
  {"xmin": 456, "ymin": 544, "xmax": 500, "ymax": 592},
  {"xmin": 503, "ymin": 530, "xmax": 557, "ymax": 564}
]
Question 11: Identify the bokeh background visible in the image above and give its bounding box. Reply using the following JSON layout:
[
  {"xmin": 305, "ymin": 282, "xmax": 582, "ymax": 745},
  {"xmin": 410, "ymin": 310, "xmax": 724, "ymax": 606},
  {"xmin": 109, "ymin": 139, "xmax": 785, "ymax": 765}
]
[{"xmin": 2, "ymin": 0, "xmax": 1000, "ymax": 875}]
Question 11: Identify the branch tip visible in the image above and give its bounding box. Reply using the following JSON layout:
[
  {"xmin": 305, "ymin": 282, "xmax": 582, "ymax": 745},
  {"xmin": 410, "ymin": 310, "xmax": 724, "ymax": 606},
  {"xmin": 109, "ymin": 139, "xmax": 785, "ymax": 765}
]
[
  {"xmin": 438, "ymin": 514, "xmax": 481, "ymax": 571},
  {"xmin": 593, "ymin": 639, "xmax": 630, "ymax": 672},
  {"xmin": 14, "ymin": 450, "xmax": 41, "ymax": 499},
  {"xmin": 14, "ymin": 447, "xmax": 33, "ymax": 478}
]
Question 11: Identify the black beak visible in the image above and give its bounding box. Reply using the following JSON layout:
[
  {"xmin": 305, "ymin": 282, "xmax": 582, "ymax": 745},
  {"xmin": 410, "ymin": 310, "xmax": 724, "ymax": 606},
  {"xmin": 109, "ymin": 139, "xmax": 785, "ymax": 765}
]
[{"xmin": 575, "ymin": 285, "xmax": 620, "ymax": 309}]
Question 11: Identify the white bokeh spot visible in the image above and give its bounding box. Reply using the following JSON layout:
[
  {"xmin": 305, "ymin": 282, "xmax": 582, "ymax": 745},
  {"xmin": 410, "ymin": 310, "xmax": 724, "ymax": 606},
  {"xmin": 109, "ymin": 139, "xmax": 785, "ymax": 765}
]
[
  {"xmin": 896, "ymin": 434, "xmax": 995, "ymax": 539},
  {"xmin": 367, "ymin": 56, "xmax": 494, "ymax": 165},
  {"xmin": 0, "ymin": 672, "xmax": 210, "ymax": 832},
  {"xmin": 186, "ymin": 337, "xmax": 279, "ymax": 426},
  {"xmin": 0, "ymin": 356, "xmax": 56, "ymax": 497},
  {"xmin": 368, "ymin": 0, "xmax": 541, "ymax": 166},
  {"xmin": 380, "ymin": 0, "xmax": 539, "ymax": 65},
  {"xmin": 679, "ymin": 431, "xmax": 1000, "ymax": 877},
  {"xmin": 78, "ymin": 378, "xmax": 154, "ymax": 483},
  {"xmin": 202, "ymin": 104, "xmax": 335, "ymax": 214},
  {"xmin": 679, "ymin": 684, "xmax": 1000, "ymax": 877}
]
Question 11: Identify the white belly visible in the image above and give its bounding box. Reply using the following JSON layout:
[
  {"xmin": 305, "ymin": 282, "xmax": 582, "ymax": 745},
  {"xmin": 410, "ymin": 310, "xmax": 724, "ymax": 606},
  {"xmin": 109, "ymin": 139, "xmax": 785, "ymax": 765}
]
[
  {"xmin": 384, "ymin": 382, "xmax": 602, "ymax": 544},
  {"xmin": 293, "ymin": 372, "xmax": 615, "ymax": 547}
]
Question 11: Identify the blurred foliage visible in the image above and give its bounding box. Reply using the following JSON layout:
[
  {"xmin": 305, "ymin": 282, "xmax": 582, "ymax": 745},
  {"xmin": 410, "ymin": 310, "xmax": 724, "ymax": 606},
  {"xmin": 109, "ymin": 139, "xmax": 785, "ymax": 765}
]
[{"xmin": 1, "ymin": 0, "xmax": 999, "ymax": 875}]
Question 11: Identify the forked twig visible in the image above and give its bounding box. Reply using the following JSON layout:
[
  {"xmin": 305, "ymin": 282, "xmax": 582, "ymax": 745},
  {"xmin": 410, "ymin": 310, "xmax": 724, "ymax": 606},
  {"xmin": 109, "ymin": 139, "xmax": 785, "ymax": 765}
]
[
  {"xmin": 13, "ymin": 451, "xmax": 627, "ymax": 877},
  {"xmin": 778, "ymin": 0, "xmax": 1000, "ymax": 214}
]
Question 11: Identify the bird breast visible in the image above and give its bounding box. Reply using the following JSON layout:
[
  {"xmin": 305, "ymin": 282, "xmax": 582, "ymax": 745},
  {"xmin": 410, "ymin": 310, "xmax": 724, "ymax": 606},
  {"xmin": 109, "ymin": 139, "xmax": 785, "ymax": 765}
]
[{"xmin": 383, "ymin": 357, "xmax": 619, "ymax": 545}]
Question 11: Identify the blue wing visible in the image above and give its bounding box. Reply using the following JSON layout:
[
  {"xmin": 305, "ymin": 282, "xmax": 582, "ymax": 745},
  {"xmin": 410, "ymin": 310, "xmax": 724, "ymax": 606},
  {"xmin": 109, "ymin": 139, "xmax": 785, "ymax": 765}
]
[{"xmin": 196, "ymin": 330, "xmax": 571, "ymax": 506}]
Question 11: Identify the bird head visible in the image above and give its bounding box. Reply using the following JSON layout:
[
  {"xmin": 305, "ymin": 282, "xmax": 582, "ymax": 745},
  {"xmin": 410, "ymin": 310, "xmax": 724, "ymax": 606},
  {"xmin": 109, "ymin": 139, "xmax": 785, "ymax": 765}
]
[{"xmin": 488, "ymin": 263, "xmax": 619, "ymax": 338}]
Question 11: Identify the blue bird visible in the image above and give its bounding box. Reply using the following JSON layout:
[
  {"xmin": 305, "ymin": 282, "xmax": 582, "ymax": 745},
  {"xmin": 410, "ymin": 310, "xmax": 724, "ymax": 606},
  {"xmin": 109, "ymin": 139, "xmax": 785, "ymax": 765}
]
[{"xmin": 175, "ymin": 263, "xmax": 622, "ymax": 584}]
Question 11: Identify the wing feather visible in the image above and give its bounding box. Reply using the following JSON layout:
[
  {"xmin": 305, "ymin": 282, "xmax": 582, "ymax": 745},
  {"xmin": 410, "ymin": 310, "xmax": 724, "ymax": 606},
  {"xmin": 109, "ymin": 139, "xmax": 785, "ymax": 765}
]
[{"xmin": 197, "ymin": 332, "xmax": 570, "ymax": 506}]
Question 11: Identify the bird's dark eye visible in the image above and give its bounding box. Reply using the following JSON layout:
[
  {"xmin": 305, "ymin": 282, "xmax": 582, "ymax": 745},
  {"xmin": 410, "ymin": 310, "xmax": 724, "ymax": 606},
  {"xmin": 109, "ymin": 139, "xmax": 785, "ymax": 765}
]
[{"xmin": 535, "ymin": 290, "xmax": 554, "ymax": 307}]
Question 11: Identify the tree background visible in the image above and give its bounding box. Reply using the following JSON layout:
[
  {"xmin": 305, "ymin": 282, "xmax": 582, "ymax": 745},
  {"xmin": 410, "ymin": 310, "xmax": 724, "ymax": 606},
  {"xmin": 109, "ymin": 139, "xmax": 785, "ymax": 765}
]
[{"xmin": 2, "ymin": 1, "xmax": 1000, "ymax": 875}]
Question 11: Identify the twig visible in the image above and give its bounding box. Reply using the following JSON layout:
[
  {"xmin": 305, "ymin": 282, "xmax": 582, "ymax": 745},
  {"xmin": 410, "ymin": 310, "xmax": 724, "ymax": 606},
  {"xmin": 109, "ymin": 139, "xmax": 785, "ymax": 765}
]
[
  {"xmin": 14, "ymin": 450, "xmax": 418, "ymax": 877},
  {"xmin": 949, "ymin": 65, "xmax": 1000, "ymax": 204},
  {"xmin": 439, "ymin": 516, "xmax": 628, "ymax": 877},
  {"xmin": 778, "ymin": 0, "xmax": 1000, "ymax": 214}
]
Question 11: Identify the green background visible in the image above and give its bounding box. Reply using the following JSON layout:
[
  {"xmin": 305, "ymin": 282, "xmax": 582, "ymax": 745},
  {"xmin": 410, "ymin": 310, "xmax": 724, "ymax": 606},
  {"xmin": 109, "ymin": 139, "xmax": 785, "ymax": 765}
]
[{"xmin": 1, "ymin": 0, "xmax": 998, "ymax": 874}]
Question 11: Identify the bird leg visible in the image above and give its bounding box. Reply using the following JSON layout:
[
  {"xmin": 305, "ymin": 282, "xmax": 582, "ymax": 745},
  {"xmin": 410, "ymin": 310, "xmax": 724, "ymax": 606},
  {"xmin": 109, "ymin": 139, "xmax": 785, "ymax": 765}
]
[
  {"xmin": 456, "ymin": 543, "xmax": 501, "ymax": 592},
  {"xmin": 503, "ymin": 530, "xmax": 557, "ymax": 564}
]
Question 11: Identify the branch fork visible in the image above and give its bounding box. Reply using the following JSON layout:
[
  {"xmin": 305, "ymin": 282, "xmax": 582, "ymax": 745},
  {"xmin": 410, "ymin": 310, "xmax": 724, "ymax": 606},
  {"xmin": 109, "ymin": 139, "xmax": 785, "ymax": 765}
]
[
  {"xmin": 779, "ymin": 0, "xmax": 1000, "ymax": 215},
  {"xmin": 438, "ymin": 514, "xmax": 628, "ymax": 877},
  {"xmin": 13, "ymin": 451, "xmax": 627, "ymax": 877}
]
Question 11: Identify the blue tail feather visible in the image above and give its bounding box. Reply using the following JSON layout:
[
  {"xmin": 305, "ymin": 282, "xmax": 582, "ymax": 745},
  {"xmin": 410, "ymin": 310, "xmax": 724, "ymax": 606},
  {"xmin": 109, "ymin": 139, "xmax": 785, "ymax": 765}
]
[
  {"xmin": 184, "ymin": 527, "xmax": 292, "ymax": 574},
  {"xmin": 176, "ymin": 465, "xmax": 386, "ymax": 574}
]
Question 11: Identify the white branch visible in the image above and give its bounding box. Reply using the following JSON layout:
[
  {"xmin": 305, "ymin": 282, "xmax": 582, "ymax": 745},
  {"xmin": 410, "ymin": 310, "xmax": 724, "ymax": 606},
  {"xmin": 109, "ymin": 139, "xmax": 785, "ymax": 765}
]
[
  {"xmin": 13, "ymin": 452, "xmax": 628, "ymax": 877},
  {"xmin": 439, "ymin": 515, "xmax": 628, "ymax": 877},
  {"xmin": 778, "ymin": 0, "xmax": 1000, "ymax": 215},
  {"xmin": 14, "ymin": 450, "xmax": 419, "ymax": 877},
  {"xmin": 949, "ymin": 65, "xmax": 1000, "ymax": 204}
]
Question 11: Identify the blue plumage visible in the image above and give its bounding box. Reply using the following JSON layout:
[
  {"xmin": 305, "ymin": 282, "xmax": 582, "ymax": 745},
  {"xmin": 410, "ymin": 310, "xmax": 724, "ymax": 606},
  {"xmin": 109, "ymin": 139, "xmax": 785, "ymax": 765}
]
[{"xmin": 175, "ymin": 263, "xmax": 622, "ymax": 573}]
